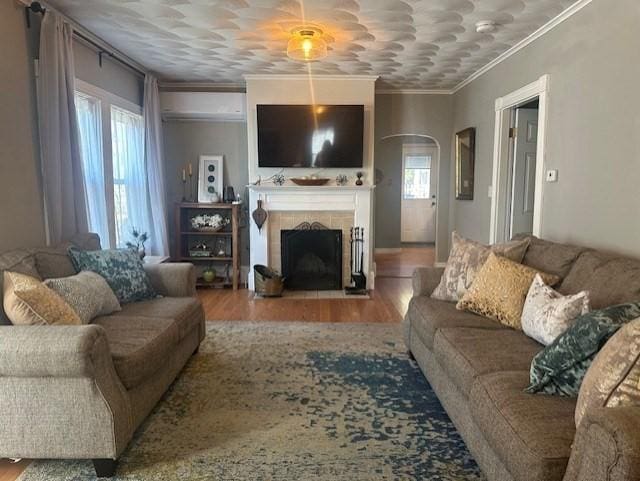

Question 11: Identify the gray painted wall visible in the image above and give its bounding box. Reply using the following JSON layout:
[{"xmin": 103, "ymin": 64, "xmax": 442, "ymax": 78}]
[
  {"xmin": 375, "ymin": 93, "xmax": 453, "ymax": 261},
  {"xmin": 0, "ymin": 2, "xmax": 46, "ymax": 251},
  {"xmin": 162, "ymin": 121, "xmax": 250, "ymax": 266},
  {"xmin": 451, "ymin": 0, "xmax": 640, "ymax": 257},
  {"xmin": 74, "ymin": 41, "xmax": 143, "ymax": 106}
]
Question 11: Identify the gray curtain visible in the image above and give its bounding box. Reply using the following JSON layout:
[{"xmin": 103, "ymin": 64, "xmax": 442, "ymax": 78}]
[
  {"xmin": 37, "ymin": 12, "xmax": 88, "ymax": 244},
  {"xmin": 143, "ymin": 75, "xmax": 169, "ymax": 255}
]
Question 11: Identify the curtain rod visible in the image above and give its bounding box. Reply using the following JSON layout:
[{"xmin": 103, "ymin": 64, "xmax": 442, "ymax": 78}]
[{"xmin": 24, "ymin": 1, "xmax": 147, "ymax": 79}]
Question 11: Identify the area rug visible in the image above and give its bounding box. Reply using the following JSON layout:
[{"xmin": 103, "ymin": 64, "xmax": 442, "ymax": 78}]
[{"xmin": 19, "ymin": 321, "xmax": 484, "ymax": 481}]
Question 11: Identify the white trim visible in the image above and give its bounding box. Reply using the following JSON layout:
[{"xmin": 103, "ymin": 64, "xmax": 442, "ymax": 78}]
[
  {"xmin": 244, "ymin": 74, "xmax": 378, "ymax": 82},
  {"xmin": 435, "ymin": 261, "xmax": 447, "ymax": 268},
  {"xmin": 452, "ymin": 0, "xmax": 592, "ymax": 93},
  {"xmin": 376, "ymin": 89, "xmax": 452, "ymax": 95},
  {"xmin": 375, "ymin": 248, "xmax": 402, "ymax": 254},
  {"xmin": 489, "ymin": 75, "xmax": 549, "ymax": 244}
]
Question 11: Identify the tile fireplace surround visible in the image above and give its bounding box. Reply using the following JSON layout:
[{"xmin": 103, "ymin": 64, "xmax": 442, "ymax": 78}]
[{"xmin": 248, "ymin": 185, "xmax": 375, "ymax": 291}]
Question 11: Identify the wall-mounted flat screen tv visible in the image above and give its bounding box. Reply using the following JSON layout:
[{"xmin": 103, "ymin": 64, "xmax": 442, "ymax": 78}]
[{"xmin": 257, "ymin": 104, "xmax": 364, "ymax": 168}]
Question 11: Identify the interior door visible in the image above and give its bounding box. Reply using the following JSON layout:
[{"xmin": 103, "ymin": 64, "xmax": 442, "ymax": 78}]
[
  {"xmin": 401, "ymin": 144, "xmax": 437, "ymax": 243},
  {"xmin": 510, "ymin": 108, "xmax": 538, "ymax": 237}
]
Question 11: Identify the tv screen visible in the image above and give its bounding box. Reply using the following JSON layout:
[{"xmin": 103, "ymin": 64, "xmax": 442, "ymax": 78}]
[{"xmin": 257, "ymin": 104, "xmax": 364, "ymax": 168}]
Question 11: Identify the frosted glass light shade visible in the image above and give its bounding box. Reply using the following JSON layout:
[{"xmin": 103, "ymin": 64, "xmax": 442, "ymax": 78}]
[{"xmin": 287, "ymin": 28, "xmax": 327, "ymax": 62}]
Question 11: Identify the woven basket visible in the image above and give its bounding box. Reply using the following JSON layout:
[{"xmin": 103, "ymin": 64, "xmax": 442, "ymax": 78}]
[{"xmin": 254, "ymin": 265, "xmax": 284, "ymax": 297}]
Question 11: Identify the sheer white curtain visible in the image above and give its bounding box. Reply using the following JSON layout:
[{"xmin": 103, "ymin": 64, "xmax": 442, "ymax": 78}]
[
  {"xmin": 110, "ymin": 106, "xmax": 150, "ymax": 248},
  {"xmin": 143, "ymin": 75, "xmax": 169, "ymax": 255},
  {"xmin": 37, "ymin": 11, "xmax": 88, "ymax": 243},
  {"xmin": 75, "ymin": 93, "xmax": 110, "ymax": 246}
]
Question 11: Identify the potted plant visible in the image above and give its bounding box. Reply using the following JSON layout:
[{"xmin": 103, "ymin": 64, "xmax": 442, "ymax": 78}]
[{"xmin": 126, "ymin": 228, "xmax": 149, "ymax": 259}]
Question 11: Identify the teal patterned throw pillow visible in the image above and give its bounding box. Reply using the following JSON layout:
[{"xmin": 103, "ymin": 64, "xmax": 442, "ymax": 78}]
[
  {"xmin": 526, "ymin": 302, "xmax": 640, "ymax": 396},
  {"xmin": 68, "ymin": 247, "xmax": 157, "ymax": 304}
]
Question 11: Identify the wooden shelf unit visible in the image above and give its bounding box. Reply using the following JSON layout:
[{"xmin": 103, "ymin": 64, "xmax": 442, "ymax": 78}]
[{"xmin": 174, "ymin": 202, "xmax": 240, "ymax": 290}]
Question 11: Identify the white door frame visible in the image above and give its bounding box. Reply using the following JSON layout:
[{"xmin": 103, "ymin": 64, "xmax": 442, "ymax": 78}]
[{"xmin": 489, "ymin": 74, "xmax": 549, "ymax": 243}]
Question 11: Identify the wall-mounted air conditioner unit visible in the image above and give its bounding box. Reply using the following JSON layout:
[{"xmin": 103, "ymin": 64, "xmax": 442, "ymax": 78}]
[{"xmin": 160, "ymin": 91, "xmax": 246, "ymax": 121}]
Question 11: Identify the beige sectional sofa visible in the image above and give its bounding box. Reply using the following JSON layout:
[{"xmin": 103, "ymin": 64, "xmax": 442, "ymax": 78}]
[
  {"xmin": 0, "ymin": 234, "xmax": 205, "ymax": 477},
  {"xmin": 404, "ymin": 235, "xmax": 640, "ymax": 481}
]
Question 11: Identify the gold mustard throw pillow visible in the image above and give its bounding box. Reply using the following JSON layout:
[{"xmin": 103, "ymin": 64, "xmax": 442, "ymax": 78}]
[
  {"xmin": 575, "ymin": 318, "xmax": 640, "ymax": 427},
  {"xmin": 431, "ymin": 231, "xmax": 530, "ymax": 302},
  {"xmin": 456, "ymin": 253, "xmax": 560, "ymax": 329},
  {"xmin": 3, "ymin": 271, "xmax": 82, "ymax": 326}
]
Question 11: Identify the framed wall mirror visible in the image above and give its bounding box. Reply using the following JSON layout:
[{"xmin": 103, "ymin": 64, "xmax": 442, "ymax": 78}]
[{"xmin": 455, "ymin": 127, "xmax": 476, "ymax": 200}]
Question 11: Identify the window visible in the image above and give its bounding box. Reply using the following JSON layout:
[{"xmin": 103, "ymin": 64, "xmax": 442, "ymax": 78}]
[
  {"xmin": 74, "ymin": 80, "xmax": 146, "ymax": 249},
  {"xmin": 403, "ymin": 152, "xmax": 432, "ymax": 200}
]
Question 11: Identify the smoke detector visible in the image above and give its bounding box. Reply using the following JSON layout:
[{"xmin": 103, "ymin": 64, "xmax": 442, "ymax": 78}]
[{"xmin": 475, "ymin": 20, "xmax": 497, "ymax": 34}]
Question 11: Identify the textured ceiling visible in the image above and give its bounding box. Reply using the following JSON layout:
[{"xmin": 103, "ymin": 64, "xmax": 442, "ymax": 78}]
[{"xmin": 47, "ymin": 0, "xmax": 577, "ymax": 90}]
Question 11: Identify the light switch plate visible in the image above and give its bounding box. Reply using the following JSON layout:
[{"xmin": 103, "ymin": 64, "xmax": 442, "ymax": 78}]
[
  {"xmin": 546, "ymin": 169, "xmax": 558, "ymax": 182},
  {"xmin": 488, "ymin": 185, "xmax": 493, "ymax": 198}
]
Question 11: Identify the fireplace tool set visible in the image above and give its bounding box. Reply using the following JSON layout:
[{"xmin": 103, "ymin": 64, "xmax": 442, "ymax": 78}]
[{"xmin": 345, "ymin": 227, "xmax": 367, "ymax": 295}]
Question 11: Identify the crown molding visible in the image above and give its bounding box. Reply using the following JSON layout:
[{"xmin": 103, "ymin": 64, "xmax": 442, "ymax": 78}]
[
  {"xmin": 243, "ymin": 74, "xmax": 379, "ymax": 82},
  {"xmin": 376, "ymin": 89, "xmax": 452, "ymax": 95},
  {"xmin": 451, "ymin": 0, "xmax": 593, "ymax": 93}
]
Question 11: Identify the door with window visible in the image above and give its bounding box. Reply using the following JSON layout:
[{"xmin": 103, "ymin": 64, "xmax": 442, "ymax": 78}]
[
  {"xmin": 74, "ymin": 80, "xmax": 148, "ymax": 249},
  {"xmin": 401, "ymin": 144, "xmax": 437, "ymax": 243}
]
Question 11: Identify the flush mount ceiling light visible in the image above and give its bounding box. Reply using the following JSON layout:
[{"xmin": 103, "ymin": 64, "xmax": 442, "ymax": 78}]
[
  {"xmin": 287, "ymin": 26, "xmax": 327, "ymax": 62},
  {"xmin": 475, "ymin": 20, "xmax": 498, "ymax": 34}
]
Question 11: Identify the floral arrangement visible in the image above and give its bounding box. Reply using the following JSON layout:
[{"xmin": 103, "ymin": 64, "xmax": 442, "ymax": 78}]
[
  {"xmin": 190, "ymin": 213, "xmax": 229, "ymax": 232},
  {"xmin": 125, "ymin": 228, "xmax": 149, "ymax": 259}
]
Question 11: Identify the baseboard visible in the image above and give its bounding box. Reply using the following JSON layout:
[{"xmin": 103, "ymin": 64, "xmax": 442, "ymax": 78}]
[
  {"xmin": 375, "ymin": 248, "xmax": 402, "ymax": 254},
  {"xmin": 435, "ymin": 262, "xmax": 447, "ymax": 268}
]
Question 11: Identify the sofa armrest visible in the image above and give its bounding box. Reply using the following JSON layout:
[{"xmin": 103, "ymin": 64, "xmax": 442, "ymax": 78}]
[
  {"xmin": 144, "ymin": 262, "xmax": 197, "ymax": 297},
  {"xmin": 564, "ymin": 406, "xmax": 640, "ymax": 481},
  {"xmin": 0, "ymin": 325, "xmax": 132, "ymax": 459},
  {"xmin": 412, "ymin": 267, "xmax": 445, "ymax": 297},
  {"xmin": 0, "ymin": 325, "xmax": 109, "ymax": 377}
]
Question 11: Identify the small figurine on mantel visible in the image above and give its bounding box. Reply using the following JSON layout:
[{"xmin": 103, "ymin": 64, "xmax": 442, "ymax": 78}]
[{"xmin": 355, "ymin": 171, "xmax": 364, "ymax": 186}]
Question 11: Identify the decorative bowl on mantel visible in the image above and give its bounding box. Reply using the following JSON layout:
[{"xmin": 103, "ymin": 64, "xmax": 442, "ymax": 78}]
[{"xmin": 290, "ymin": 177, "xmax": 330, "ymax": 186}]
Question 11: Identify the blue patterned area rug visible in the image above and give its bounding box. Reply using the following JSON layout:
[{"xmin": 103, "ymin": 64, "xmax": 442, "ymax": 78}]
[{"xmin": 19, "ymin": 322, "xmax": 484, "ymax": 481}]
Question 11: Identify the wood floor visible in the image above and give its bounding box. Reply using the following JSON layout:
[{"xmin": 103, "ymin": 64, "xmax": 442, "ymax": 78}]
[{"xmin": 0, "ymin": 247, "xmax": 433, "ymax": 480}]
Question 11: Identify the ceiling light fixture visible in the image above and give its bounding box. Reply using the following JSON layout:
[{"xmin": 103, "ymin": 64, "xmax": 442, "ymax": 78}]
[
  {"xmin": 475, "ymin": 20, "xmax": 497, "ymax": 34},
  {"xmin": 287, "ymin": 26, "xmax": 327, "ymax": 62}
]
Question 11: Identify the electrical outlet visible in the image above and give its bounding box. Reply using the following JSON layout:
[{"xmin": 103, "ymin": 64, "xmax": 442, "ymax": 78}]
[
  {"xmin": 488, "ymin": 185, "xmax": 493, "ymax": 198},
  {"xmin": 546, "ymin": 169, "xmax": 558, "ymax": 182}
]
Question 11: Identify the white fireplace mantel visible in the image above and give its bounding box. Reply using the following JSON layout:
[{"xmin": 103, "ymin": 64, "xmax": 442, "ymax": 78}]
[{"xmin": 248, "ymin": 184, "xmax": 375, "ymax": 291}]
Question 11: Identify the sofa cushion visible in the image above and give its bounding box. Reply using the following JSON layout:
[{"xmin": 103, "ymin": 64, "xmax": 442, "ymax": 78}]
[
  {"xmin": 456, "ymin": 253, "xmax": 560, "ymax": 329},
  {"xmin": 559, "ymin": 250, "xmax": 640, "ymax": 309},
  {"xmin": 117, "ymin": 297, "xmax": 204, "ymax": 340},
  {"xmin": 0, "ymin": 250, "xmax": 40, "ymax": 325},
  {"xmin": 516, "ymin": 235, "xmax": 586, "ymax": 280},
  {"xmin": 433, "ymin": 328, "xmax": 543, "ymax": 397},
  {"xmin": 34, "ymin": 233, "xmax": 101, "ymax": 280},
  {"xmin": 93, "ymin": 315, "xmax": 180, "ymax": 389},
  {"xmin": 407, "ymin": 296, "xmax": 507, "ymax": 350},
  {"xmin": 470, "ymin": 371, "xmax": 577, "ymax": 481}
]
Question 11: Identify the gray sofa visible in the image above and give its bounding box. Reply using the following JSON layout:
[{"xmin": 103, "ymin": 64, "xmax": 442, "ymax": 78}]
[
  {"xmin": 0, "ymin": 234, "xmax": 205, "ymax": 477},
  {"xmin": 404, "ymin": 235, "xmax": 640, "ymax": 481}
]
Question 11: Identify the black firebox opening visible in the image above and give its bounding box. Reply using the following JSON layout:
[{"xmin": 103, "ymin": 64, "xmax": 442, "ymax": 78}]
[{"xmin": 281, "ymin": 229, "xmax": 342, "ymax": 290}]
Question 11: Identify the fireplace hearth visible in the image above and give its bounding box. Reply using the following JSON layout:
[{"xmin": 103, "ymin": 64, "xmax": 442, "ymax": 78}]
[{"xmin": 281, "ymin": 224, "xmax": 342, "ymax": 290}]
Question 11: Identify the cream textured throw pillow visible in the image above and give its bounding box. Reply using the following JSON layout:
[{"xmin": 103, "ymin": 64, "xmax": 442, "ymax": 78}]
[
  {"xmin": 456, "ymin": 253, "xmax": 560, "ymax": 329},
  {"xmin": 521, "ymin": 274, "xmax": 590, "ymax": 345},
  {"xmin": 45, "ymin": 271, "xmax": 121, "ymax": 324},
  {"xmin": 3, "ymin": 271, "xmax": 82, "ymax": 326},
  {"xmin": 575, "ymin": 318, "xmax": 640, "ymax": 427},
  {"xmin": 431, "ymin": 231, "xmax": 530, "ymax": 302}
]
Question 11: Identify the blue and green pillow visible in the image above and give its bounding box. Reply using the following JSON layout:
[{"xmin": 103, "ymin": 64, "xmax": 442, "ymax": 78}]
[
  {"xmin": 527, "ymin": 301, "xmax": 640, "ymax": 396},
  {"xmin": 68, "ymin": 247, "xmax": 157, "ymax": 304}
]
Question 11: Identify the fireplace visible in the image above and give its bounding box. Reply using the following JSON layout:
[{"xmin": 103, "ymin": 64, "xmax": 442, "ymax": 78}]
[{"xmin": 281, "ymin": 223, "xmax": 342, "ymax": 290}]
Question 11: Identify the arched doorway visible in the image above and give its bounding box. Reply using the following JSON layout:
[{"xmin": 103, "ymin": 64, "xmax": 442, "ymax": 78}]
[{"xmin": 375, "ymin": 134, "xmax": 440, "ymax": 277}]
